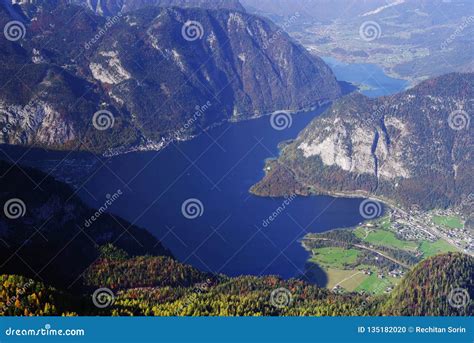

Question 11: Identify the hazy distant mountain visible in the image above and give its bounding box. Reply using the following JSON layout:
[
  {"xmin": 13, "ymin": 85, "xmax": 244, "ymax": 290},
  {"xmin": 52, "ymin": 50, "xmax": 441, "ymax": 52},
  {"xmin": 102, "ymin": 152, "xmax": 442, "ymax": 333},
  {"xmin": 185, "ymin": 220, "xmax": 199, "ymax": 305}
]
[
  {"xmin": 242, "ymin": 0, "xmax": 474, "ymax": 83},
  {"xmin": 0, "ymin": 1, "xmax": 341, "ymax": 154},
  {"xmin": 242, "ymin": 0, "xmax": 471, "ymax": 23},
  {"xmin": 241, "ymin": 0, "xmax": 390, "ymax": 22},
  {"xmin": 4, "ymin": 0, "xmax": 246, "ymax": 18},
  {"xmin": 252, "ymin": 73, "xmax": 473, "ymax": 215},
  {"xmin": 71, "ymin": 0, "xmax": 246, "ymax": 16}
]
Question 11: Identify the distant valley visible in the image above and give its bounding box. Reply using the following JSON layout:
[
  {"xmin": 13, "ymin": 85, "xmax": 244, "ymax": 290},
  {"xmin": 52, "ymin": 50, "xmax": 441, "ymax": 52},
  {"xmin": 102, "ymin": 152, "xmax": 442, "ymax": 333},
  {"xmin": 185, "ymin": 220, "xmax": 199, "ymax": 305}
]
[
  {"xmin": 0, "ymin": 0, "xmax": 472, "ymax": 318},
  {"xmin": 244, "ymin": 0, "xmax": 474, "ymax": 85}
]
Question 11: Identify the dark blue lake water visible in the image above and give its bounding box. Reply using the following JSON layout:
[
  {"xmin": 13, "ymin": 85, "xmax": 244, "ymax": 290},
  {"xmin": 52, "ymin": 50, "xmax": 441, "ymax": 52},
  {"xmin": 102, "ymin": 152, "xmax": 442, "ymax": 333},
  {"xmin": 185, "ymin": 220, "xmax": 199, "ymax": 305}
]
[
  {"xmin": 81, "ymin": 107, "xmax": 367, "ymax": 280},
  {"xmin": 1, "ymin": 60, "xmax": 406, "ymax": 281},
  {"xmin": 323, "ymin": 56, "xmax": 409, "ymax": 97}
]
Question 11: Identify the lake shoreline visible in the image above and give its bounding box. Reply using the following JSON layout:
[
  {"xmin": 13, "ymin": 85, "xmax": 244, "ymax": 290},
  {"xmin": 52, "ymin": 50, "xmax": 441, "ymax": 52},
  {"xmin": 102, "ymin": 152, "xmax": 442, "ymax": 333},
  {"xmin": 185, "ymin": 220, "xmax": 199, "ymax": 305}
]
[{"xmin": 102, "ymin": 102, "xmax": 332, "ymax": 158}]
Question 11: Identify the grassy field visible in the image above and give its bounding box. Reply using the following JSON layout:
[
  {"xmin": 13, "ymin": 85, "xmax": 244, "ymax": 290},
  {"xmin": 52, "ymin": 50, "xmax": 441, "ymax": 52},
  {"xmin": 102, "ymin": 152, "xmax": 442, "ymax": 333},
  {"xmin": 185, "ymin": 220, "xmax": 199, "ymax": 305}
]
[
  {"xmin": 308, "ymin": 245, "xmax": 403, "ymax": 294},
  {"xmin": 306, "ymin": 214, "xmax": 458, "ymax": 295},
  {"xmin": 432, "ymin": 215, "xmax": 464, "ymax": 229},
  {"xmin": 355, "ymin": 274, "xmax": 399, "ymax": 294},
  {"xmin": 322, "ymin": 266, "xmax": 401, "ymax": 294},
  {"xmin": 325, "ymin": 268, "xmax": 367, "ymax": 290},
  {"xmin": 308, "ymin": 245, "xmax": 400, "ymax": 294},
  {"xmin": 419, "ymin": 239, "xmax": 458, "ymax": 257},
  {"xmin": 354, "ymin": 227, "xmax": 418, "ymax": 251},
  {"xmin": 309, "ymin": 247, "xmax": 359, "ymax": 268}
]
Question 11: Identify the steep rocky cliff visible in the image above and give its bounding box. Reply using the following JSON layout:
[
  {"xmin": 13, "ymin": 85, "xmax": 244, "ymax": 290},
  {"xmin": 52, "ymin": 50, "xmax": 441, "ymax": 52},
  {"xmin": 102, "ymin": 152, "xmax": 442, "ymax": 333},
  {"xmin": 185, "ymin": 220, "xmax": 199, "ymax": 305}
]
[
  {"xmin": 0, "ymin": 1, "xmax": 341, "ymax": 154},
  {"xmin": 72, "ymin": 0, "xmax": 246, "ymax": 15},
  {"xmin": 253, "ymin": 73, "xmax": 473, "ymax": 213}
]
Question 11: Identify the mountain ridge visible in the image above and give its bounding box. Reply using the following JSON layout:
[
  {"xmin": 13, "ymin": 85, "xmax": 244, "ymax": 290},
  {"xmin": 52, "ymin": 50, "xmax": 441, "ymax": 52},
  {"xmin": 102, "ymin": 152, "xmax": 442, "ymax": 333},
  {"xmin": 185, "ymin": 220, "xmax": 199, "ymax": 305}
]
[
  {"xmin": 252, "ymin": 72, "xmax": 473, "ymax": 217},
  {"xmin": 2, "ymin": 251, "xmax": 472, "ymax": 316},
  {"xmin": 0, "ymin": 1, "xmax": 341, "ymax": 155},
  {"xmin": 0, "ymin": 159, "xmax": 171, "ymax": 289}
]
